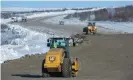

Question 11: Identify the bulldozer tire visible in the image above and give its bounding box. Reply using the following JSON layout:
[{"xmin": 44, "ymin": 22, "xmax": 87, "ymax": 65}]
[
  {"xmin": 73, "ymin": 42, "xmax": 76, "ymax": 47},
  {"xmin": 86, "ymin": 31, "xmax": 88, "ymax": 35},
  {"xmin": 42, "ymin": 59, "xmax": 50, "ymax": 77},
  {"xmin": 61, "ymin": 58, "xmax": 72, "ymax": 77},
  {"xmin": 93, "ymin": 32, "xmax": 96, "ymax": 35}
]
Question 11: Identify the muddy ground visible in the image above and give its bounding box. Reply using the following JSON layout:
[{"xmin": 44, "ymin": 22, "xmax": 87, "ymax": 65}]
[
  {"xmin": 1, "ymin": 15, "xmax": 133, "ymax": 80},
  {"xmin": 1, "ymin": 34, "xmax": 133, "ymax": 80}
]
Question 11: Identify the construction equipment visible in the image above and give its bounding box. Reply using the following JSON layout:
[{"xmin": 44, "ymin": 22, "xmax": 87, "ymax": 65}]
[
  {"xmin": 83, "ymin": 22, "xmax": 97, "ymax": 34},
  {"xmin": 42, "ymin": 37, "xmax": 80, "ymax": 77},
  {"xmin": 59, "ymin": 21, "xmax": 64, "ymax": 25},
  {"xmin": 11, "ymin": 17, "xmax": 18, "ymax": 22},
  {"xmin": 21, "ymin": 16, "xmax": 27, "ymax": 22}
]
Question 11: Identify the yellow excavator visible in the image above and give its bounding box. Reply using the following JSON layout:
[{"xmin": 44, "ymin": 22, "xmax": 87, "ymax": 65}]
[
  {"xmin": 83, "ymin": 22, "xmax": 97, "ymax": 35},
  {"xmin": 42, "ymin": 37, "xmax": 80, "ymax": 77}
]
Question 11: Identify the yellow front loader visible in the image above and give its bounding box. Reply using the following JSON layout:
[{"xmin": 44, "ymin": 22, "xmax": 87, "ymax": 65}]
[
  {"xmin": 42, "ymin": 37, "xmax": 80, "ymax": 77},
  {"xmin": 83, "ymin": 22, "xmax": 97, "ymax": 34}
]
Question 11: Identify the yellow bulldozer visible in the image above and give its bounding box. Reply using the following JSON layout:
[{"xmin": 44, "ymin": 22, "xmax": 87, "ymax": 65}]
[
  {"xmin": 83, "ymin": 22, "xmax": 97, "ymax": 34},
  {"xmin": 42, "ymin": 37, "xmax": 80, "ymax": 77}
]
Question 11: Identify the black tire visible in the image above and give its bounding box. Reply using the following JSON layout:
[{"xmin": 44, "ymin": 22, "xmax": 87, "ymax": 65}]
[
  {"xmin": 93, "ymin": 32, "xmax": 96, "ymax": 35},
  {"xmin": 83, "ymin": 27, "xmax": 87, "ymax": 32},
  {"xmin": 83, "ymin": 27, "xmax": 88, "ymax": 35},
  {"xmin": 86, "ymin": 31, "xmax": 88, "ymax": 34},
  {"xmin": 73, "ymin": 42, "xmax": 76, "ymax": 47},
  {"xmin": 61, "ymin": 58, "xmax": 72, "ymax": 77},
  {"xmin": 72, "ymin": 39, "xmax": 76, "ymax": 47},
  {"xmin": 42, "ymin": 72, "xmax": 50, "ymax": 78},
  {"xmin": 42, "ymin": 59, "xmax": 50, "ymax": 77}
]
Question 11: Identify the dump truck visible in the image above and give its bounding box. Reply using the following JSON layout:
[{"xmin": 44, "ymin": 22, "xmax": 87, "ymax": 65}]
[
  {"xmin": 59, "ymin": 21, "xmax": 64, "ymax": 25},
  {"xmin": 11, "ymin": 17, "xmax": 18, "ymax": 22},
  {"xmin": 21, "ymin": 16, "xmax": 27, "ymax": 22},
  {"xmin": 42, "ymin": 37, "xmax": 80, "ymax": 77},
  {"xmin": 83, "ymin": 22, "xmax": 97, "ymax": 34}
]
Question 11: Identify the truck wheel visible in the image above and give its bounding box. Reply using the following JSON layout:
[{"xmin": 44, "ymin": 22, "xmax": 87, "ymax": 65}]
[
  {"xmin": 61, "ymin": 58, "xmax": 72, "ymax": 77},
  {"xmin": 42, "ymin": 59, "xmax": 50, "ymax": 77}
]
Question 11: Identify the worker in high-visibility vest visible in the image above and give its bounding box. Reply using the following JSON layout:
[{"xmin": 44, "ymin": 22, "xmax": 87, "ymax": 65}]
[
  {"xmin": 53, "ymin": 42, "xmax": 57, "ymax": 48},
  {"xmin": 57, "ymin": 42, "xmax": 62, "ymax": 48},
  {"xmin": 51, "ymin": 40, "xmax": 57, "ymax": 48}
]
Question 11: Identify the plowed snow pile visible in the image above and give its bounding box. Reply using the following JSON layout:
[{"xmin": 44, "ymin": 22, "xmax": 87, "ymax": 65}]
[{"xmin": 0, "ymin": 24, "xmax": 58, "ymax": 63}]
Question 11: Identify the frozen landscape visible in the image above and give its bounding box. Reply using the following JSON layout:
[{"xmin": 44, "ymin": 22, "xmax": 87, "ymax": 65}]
[
  {"xmin": 1, "ymin": 8, "xmax": 103, "ymax": 63},
  {"xmin": 1, "ymin": 7, "xmax": 133, "ymax": 63},
  {"xmin": 45, "ymin": 15, "xmax": 133, "ymax": 33},
  {"xmin": 1, "ymin": 2, "xmax": 133, "ymax": 80}
]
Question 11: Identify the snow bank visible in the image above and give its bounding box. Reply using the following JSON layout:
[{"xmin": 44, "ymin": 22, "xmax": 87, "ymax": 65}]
[
  {"xmin": 1, "ymin": 7, "xmax": 104, "ymax": 24},
  {"xmin": 0, "ymin": 24, "xmax": 59, "ymax": 63},
  {"xmin": 96, "ymin": 21, "xmax": 133, "ymax": 33},
  {"xmin": 1, "ymin": 7, "xmax": 104, "ymax": 12},
  {"xmin": 0, "ymin": 19, "xmax": 11, "ymax": 24},
  {"xmin": 26, "ymin": 10, "xmax": 85, "ymax": 19},
  {"xmin": 27, "ymin": 8, "xmax": 105, "ymax": 19},
  {"xmin": 1, "ymin": 17, "xmax": 24, "ymax": 24}
]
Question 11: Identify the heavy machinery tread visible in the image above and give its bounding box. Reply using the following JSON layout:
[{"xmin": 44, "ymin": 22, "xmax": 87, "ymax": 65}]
[
  {"xmin": 42, "ymin": 59, "xmax": 50, "ymax": 77},
  {"xmin": 86, "ymin": 31, "xmax": 88, "ymax": 35},
  {"xmin": 61, "ymin": 58, "xmax": 72, "ymax": 77}
]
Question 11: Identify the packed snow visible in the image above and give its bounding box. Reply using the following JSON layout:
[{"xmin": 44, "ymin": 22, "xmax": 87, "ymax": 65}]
[
  {"xmin": 0, "ymin": 19, "xmax": 11, "ymax": 24},
  {"xmin": 44, "ymin": 15, "xmax": 133, "ymax": 33},
  {"xmin": 0, "ymin": 24, "xmax": 59, "ymax": 63},
  {"xmin": 96, "ymin": 21, "xmax": 133, "ymax": 33}
]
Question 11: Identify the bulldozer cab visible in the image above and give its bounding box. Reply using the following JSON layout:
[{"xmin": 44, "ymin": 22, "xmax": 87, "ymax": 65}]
[
  {"xmin": 47, "ymin": 37, "xmax": 70, "ymax": 58},
  {"xmin": 88, "ymin": 22, "xmax": 95, "ymax": 26},
  {"xmin": 88, "ymin": 22, "xmax": 92, "ymax": 26},
  {"xmin": 47, "ymin": 38, "xmax": 68, "ymax": 48},
  {"xmin": 42, "ymin": 37, "xmax": 80, "ymax": 77}
]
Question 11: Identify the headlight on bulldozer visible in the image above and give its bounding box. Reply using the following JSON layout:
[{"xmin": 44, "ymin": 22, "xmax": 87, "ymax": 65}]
[{"xmin": 49, "ymin": 56, "xmax": 56, "ymax": 61}]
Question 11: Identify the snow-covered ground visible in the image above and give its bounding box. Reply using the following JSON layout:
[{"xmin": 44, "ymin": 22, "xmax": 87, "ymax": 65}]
[
  {"xmin": 26, "ymin": 8, "xmax": 105, "ymax": 19},
  {"xmin": 1, "ymin": 8, "xmax": 63, "ymax": 12},
  {"xmin": 96, "ymin": 21, "xmax": 133, "ymax": 33},
  {"xmin": 1, "ymin": 9, "xmax": 85, "ymax": 63},
  {"xmin": 44, "ymin": 15, "xmax": 133, "ymax": 33},
  {"xmin": 1, "ymin": 7, "xmax": 104, "ymax": 12},
  {"xmin": 0, "ymin": 24, "xmax": 60, "ymax": 63},
  {"xmin": 0, "ymin": 19, "xmax": 11, "ymax": 24},
  {"xmin": 1, "ymin": 7, "xmax": 104, "ymax": 22}
]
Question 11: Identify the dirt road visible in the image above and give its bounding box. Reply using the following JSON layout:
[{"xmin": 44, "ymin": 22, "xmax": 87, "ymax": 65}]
[
  {"xmin": 11, "ymin": 15, "xmax": 119, "ymax": 36},
  {"xmin": 2, "ymin": 16, "xmax": 133, "ymax": 80}
]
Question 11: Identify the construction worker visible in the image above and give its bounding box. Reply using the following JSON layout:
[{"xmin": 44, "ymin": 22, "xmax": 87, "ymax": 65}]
[
  {"xmin": 57, "ymin": 42, "xmax": 62, "ymax": 48},
  {"xmin": 51, "ymin": 40, "xmax": 57, "ymax": 48},
  {"xmin": 51, "ymin": 40, "xmax": 56, "ymax": 48},
  {"xmin": 54, "ymin": 42, "xmax": 57, "ymax": 48}
]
